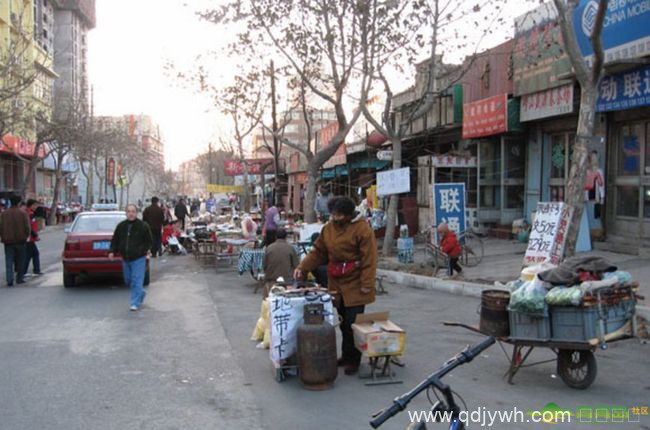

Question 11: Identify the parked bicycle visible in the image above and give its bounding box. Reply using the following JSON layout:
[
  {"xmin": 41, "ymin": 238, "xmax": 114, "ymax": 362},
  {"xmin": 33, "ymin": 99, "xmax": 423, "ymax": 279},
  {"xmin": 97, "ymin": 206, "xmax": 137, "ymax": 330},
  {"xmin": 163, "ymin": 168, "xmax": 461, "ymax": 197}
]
[
  {"xmin": 420, "ymin": 229, "xmax": 484, "ymax": 275},
  {"xmin": 370, "ymin": 336, "xmax": 495, "ymax": 429}
]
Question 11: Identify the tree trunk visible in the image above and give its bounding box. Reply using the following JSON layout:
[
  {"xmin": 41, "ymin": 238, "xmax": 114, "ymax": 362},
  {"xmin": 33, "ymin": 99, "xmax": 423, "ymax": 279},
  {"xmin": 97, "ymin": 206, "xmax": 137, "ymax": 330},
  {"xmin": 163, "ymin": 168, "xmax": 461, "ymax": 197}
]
[
  {"xmin": 563, "ymin": 88, "xmax": 597, "ymax": 257},
  {"xmin": 19, "ymin": 156, "xmax": 41, "ymax": 199},
  {"xmin": 304, "ymin": 160, "xmax": 318, "ymax": 223},
  {"xmin": 382, "ymin": 136, "xmax": 403, "ymax": 256},
  {"xmin": 49, "ymin": 172, "xmax": 62, "ymax": 225}
]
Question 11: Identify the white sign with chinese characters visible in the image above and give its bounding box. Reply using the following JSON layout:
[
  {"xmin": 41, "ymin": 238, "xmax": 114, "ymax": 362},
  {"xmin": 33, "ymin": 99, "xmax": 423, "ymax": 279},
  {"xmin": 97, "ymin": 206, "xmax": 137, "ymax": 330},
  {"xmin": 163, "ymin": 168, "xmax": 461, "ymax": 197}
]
[
  {"xmin": 431, "ymin": 155, "xmax": 477, "ymax": 168},
  {"xmin": 521, "ymin": 84, "xmax": 574, "ymax": 122},
  {"xmin": 524, "ymin": 202, "xmax": 573, "ymax": 266},
  {"xmin": 377, "ymin": 167, "xmax": 410, "ymax": 196}
]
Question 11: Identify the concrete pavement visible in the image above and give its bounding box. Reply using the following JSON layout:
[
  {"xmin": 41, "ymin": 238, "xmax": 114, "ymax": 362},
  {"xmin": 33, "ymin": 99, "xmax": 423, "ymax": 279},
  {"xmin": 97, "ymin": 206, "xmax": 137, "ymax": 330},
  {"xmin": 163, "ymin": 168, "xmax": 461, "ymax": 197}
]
[{"xmin": 0, "ymin": 229, "xmax": 263, "ymax": 430}]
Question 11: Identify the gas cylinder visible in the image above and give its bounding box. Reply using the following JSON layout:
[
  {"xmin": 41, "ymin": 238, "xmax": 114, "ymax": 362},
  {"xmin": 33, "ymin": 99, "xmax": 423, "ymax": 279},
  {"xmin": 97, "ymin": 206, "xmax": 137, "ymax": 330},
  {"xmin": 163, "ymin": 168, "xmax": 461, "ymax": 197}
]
[{"xmin": 297, "ymin": 303, "xmax": 337, "ymax": 390}]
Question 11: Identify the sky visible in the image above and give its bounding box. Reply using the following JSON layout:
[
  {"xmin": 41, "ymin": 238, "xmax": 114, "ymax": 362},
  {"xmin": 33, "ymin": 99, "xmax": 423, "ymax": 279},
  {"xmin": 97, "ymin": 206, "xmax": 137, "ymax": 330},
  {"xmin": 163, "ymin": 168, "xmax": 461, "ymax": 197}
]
[{"xmin": 87, "ymin": 0, "xmax": 541, "ymax": 171}]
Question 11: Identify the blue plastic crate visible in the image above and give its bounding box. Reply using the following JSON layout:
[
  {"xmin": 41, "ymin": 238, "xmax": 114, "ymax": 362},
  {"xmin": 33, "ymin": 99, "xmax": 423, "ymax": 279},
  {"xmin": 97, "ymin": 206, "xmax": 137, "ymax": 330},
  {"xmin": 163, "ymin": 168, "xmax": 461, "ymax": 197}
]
[
  {"xmin": 550, "ymin": 299, "xmax": 635, "ymax": 342},
  {"xmin": 508, "ymin": 308, "xmax": 551, "ymax": 341}
]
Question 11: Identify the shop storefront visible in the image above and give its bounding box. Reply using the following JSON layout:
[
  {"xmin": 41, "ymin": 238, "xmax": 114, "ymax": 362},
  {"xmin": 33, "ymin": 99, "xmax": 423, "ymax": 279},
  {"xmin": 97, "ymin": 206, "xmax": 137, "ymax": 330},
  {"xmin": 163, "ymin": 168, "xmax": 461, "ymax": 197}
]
[{"xmin": 462, "ymin": 94, "xmax": 525, "ymax": 229}]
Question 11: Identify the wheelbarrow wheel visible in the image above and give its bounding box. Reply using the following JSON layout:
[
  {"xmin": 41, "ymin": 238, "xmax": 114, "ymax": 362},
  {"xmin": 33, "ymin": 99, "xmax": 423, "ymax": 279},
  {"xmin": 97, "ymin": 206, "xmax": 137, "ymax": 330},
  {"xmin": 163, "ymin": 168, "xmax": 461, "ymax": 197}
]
[{"xmin": 557, "ymin": 349, "xmax": 597, "ymax": 389}]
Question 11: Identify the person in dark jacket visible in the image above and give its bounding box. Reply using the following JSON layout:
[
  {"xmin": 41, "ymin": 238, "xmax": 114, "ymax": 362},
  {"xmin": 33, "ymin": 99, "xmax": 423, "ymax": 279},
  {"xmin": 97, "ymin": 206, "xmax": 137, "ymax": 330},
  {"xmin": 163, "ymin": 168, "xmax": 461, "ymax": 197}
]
[
  {"xmin": 174, "ymin": 199, "xmax": 188, "ymax": 231},
  {"xmin": 109, "ymin": 204, "xmax": 152, "ymax": 311},
  {"xmin": 142, "ymin": 196, "xmax": 165, "ymax": 257},
  {"xmin": 0, "ymin": 196, "xmax": 30, "ymax": 286},
  {"xmin": 438, "ymin": 223, "xmax": 462, "ymax": 278}
]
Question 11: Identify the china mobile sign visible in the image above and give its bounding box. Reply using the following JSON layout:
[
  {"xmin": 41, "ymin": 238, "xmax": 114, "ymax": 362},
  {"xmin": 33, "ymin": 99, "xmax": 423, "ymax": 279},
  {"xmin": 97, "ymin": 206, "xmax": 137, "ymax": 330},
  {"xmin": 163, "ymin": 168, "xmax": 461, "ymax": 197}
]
[
  {"xmin": 574, "ymin": 0, "xmax": 650, "ymax": 66},
  {"xmin": 462, "ymin": 94, "xmax": 507, "ymax": 139}
]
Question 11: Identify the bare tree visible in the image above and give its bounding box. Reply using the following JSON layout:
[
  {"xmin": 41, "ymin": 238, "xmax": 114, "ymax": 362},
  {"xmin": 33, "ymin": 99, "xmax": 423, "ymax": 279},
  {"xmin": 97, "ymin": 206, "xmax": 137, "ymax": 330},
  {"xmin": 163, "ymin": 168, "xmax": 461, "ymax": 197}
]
[{"xmin": 552, "ymin": 0, "xmax": 607, "ymax": 256}]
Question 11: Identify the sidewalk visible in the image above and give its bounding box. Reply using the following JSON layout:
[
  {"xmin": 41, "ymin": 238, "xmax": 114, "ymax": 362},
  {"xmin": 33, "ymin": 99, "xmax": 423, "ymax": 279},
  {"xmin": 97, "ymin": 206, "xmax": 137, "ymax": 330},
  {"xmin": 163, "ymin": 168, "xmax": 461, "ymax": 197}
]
[{"xmin": 379, "ymin": 237, "xmax": 649, "ymax": 319}]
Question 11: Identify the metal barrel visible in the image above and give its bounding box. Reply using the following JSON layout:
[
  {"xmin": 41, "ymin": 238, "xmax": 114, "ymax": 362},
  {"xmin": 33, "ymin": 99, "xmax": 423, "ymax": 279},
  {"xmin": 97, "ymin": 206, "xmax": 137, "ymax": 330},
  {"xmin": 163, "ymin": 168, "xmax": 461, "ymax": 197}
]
[
  {"xmin": 479, "ymin": 290, "xmax": 511, "ymax": 337},
  {"xmin": 297, "ymin": 303, "xmax": 338, "ymax": 390}
]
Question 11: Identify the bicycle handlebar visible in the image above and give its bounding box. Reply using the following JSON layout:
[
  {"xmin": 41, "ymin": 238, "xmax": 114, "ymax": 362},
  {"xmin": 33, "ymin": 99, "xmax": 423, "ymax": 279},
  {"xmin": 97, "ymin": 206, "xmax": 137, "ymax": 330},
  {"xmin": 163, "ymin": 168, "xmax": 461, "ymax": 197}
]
[{"xmin": 370, "ymin": 336, "xmax": 495, "ymax": 429}]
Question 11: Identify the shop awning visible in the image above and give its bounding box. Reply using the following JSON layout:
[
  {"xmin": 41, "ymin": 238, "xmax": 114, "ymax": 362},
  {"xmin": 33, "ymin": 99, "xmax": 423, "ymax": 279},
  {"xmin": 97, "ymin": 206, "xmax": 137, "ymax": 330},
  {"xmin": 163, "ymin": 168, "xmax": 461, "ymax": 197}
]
[
  {"xmin": 350, "ymin": 159, "xmax": 390, "ymax": 170},
  {"xmin": 321, "ymin": 165, "xmax": 349, "ymax": 179}
]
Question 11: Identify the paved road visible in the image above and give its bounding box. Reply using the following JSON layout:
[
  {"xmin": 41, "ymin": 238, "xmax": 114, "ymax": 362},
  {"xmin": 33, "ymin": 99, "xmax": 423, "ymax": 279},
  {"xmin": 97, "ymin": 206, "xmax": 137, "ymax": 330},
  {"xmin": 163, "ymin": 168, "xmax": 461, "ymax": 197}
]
[
  {"xmin": 1, "ymin": 228, "xmax": 648, "ymax": 429},
  {"xmin": 0, "ymin": 228, "xmax": 263, "ymax": 430}
]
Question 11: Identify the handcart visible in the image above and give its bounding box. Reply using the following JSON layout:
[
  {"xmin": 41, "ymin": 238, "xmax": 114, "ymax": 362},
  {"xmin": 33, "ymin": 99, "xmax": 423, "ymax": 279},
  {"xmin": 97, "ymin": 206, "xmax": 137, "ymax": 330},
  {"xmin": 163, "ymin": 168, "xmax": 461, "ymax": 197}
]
[{"xmin": 443, "ymin": 283, "xmax": 641, "ymax": 390}]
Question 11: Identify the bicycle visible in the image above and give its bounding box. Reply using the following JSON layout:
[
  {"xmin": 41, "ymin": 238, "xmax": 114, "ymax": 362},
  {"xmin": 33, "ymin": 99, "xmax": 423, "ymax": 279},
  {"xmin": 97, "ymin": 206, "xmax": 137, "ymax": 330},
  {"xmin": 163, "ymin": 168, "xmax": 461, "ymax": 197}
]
[
  {"xmin": 370, "ymin": 336, "xmax": 495, "ymax": 429},
  {"xmin": 420, "ymin": 229, "xmax": 484, "ymax": 275}
]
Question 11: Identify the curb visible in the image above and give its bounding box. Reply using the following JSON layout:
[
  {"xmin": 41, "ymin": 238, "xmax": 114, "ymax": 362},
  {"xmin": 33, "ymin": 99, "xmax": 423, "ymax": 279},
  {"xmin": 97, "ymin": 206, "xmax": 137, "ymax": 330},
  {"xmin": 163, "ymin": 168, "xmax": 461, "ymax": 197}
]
[{"xmin": 377, "ymin": 269, "xmax": 650, "ymax": 323}]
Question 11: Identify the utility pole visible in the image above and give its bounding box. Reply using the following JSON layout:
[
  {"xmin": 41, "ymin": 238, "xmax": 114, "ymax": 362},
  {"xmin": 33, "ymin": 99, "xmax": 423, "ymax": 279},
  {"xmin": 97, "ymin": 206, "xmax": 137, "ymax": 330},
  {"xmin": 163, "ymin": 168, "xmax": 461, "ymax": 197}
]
[
  {"xmin": 270, "ymin": 60, "xmax": 280, "ymax": 206},
  {"xmin": 208, "ymin": 141, "xmax": 214, "ymax": 185}
]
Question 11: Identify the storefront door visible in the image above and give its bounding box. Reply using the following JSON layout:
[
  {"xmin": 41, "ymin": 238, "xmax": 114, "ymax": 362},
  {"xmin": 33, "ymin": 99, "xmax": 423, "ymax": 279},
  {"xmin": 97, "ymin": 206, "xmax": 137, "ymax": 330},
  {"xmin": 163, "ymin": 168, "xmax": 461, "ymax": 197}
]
[{"xmin": 610, "ymin": 120, "xmax": 650, "ymax": 240}]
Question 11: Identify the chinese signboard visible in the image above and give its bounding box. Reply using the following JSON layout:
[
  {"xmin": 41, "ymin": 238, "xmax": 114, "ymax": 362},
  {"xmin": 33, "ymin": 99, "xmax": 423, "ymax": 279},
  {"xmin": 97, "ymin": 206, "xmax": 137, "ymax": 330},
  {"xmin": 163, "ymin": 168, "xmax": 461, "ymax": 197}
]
[
  {"xmin": 574, "ymin": 0, "xmax": 650, "ymax": 65},
  {"xmin": 224, "ymin": 158, "xmax": 274, "ymax": 176},
  {"xmin": 596, "ymin": 65, "xmax": 650, "ymax": 112},
  {"xmin": 431, "ymin": 154, "xmax": 477, "ymax": 168},
  {"xmin": 270, "ymin": 293, "xmax": 335, "ymax": 367},
  {"xmin": 462, "ymin": 94, "xmax": 508, "ymax": 139},
  {"xmin": 513, "ymin": 3, "xmax": 573, "ymax": 96},
  {"xmin": 521, "ymin": 84, "xmax": 574, "ymax": 122},
  {"xmin": 524, "ymin": 202, "xmax": 573, "ymax": 266},
  {"xmin": 0, "ymin": 135, "xmax": 48, "ymax": 158},
  {"xmin": 377, "ymin": 167, "xmax": 410, "ymax": 196},
  {"xmin": 432, "ymin": 183, "xmax": 466, "ymax": 245},
  {"xmin": 206, "ymin": 184, "xmax": 244, "ymax": 194}
]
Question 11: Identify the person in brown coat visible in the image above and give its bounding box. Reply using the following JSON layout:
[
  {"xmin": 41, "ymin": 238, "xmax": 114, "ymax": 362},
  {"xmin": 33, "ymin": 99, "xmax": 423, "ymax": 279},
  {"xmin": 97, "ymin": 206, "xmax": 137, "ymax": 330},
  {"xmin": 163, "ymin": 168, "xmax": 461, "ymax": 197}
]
[
  {"xmin": 263, "ymin": 228, "xmax": 299, "ymax": 295},
  {"xmin": 0, "ymin": 196, "xmax": 31, "ymax": 286},
  {"xmin": 294, "ymin": 196, "xmax": 377, "ymax": 375}
]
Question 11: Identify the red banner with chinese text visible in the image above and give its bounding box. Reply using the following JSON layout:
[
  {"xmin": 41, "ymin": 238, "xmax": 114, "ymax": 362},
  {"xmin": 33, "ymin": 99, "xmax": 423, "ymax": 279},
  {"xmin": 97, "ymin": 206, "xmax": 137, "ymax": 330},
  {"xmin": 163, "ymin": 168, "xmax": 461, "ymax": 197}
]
[{"xmin": 462, "ymin": 94, "xmax": 508, "ymax": 139}]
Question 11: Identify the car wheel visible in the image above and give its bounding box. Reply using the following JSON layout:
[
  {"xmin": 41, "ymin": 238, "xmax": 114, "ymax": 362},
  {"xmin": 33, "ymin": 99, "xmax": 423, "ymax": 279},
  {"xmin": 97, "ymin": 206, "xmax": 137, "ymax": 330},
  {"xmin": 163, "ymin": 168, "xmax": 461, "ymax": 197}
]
[
  {"xmin": 144, "ymin": 269, "xmax": 150, "ymax": 286},
  {"xmin": 63, "ymin": 271, "xmax": 76, "ymax": 288}
]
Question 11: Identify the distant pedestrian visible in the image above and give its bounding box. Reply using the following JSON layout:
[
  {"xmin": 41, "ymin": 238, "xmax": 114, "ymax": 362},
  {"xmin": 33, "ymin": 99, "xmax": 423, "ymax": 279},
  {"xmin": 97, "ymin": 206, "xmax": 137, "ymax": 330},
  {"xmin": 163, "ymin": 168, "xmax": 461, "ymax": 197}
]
[
  {"xmin": 174, "ymin": 199, "xmax": 188, "ymax": 231},
  {"xmin": 438, "ymin": 223, "xmax": 462, "ymax": 279},
  {"xmin": 24, "ymin": 199, "xmax": 43, "ymax": 276},
  {"xmin": 109, "ymin": 204, "xmax": 152, "ymax": 311},
  {"xmin": 263, "ymin": 202, "xmax": 283, "ymax": 246},
  {"xmin": 142, "ymin": 196, "xmax": 165, "ymax": 257},
  {"xmin": 0, "ymin": 196, "xmax": 30, "ymax": 286},
  {"xmin": 314, "ymin": 185, "xmax": 332, "ymax": 222}
]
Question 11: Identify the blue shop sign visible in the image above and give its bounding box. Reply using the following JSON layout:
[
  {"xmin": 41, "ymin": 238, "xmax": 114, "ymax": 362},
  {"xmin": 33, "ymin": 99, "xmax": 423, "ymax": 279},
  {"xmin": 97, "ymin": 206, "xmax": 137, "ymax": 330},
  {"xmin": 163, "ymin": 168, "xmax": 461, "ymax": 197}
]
[
  {"xmin": 574, "ymin": 0, "xmax": 650, "ymax": 63},
  {"xmin": 596, "ymin": 64, "xmax": 650, "ymax": 112},
  {"xmin": 432, "ymin": 183, "xmax": 466, "ymax": 244}
]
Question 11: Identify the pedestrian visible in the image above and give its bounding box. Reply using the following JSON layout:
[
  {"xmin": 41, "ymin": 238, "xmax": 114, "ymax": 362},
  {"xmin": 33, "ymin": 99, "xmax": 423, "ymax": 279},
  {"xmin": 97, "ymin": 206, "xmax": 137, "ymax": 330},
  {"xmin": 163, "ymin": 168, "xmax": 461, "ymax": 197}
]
[
  {"xmin": 263, "ymin": 228, "xmax": 299, "ymax": 296},
  {"xmin": 438, "ymin": 222, "xmax": 463, "ymax": 279},
  {"xmin": 174, "ymin": 198, "xmax": 188, "ymax": 231},
  {"xmin": 109, "ymin": 204, "xmax": 152, "ymax": 311},
  {"xmin": 314, "ymin": 185, "xmax": 331, "ymax": 222},
  {"xmin": 0, "ymin": 195, "xmax": 30, "ymax": 286},
  {"xmin": 142, "ymin": 196, "xmax": 165, "ymax": 257},
  {"xmin": 24, "ymin": 199, "xmax": 43, "ymax": 276},
  {"xmin": 294, "ymin": 196, "xmax": 377, "ymax": 375},
  {"xmin": 262, "ymin": 202, "xmax": 283, "ymax": 246}
]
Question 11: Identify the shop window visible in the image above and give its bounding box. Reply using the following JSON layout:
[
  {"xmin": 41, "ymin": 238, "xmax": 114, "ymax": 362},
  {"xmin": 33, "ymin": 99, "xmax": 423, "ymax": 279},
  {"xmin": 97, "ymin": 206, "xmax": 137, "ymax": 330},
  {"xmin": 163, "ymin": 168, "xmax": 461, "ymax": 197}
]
[
  {"xmin": 505, "ymin": 185, "xmax": 524, "ymax": 208},
  {"xmin": 479, "ymin": 140, "xmax": 500, "ymax": 208},
  {"xmin": 504, "ymin": 139, "xmax": 525, "ymax": 179},
  {"xmin": 617, "ymin": 186, "xmax": 639, "ymax": 217},
  {"xmin": 644, "ymin": 187, "xmax": 650, "ymax": 218},
  {"xmin": 617, "ymin": 124, "xmax": 642, "ymax": 176},
  {"xmin": 550, "ymin": 134, "xmax": 566, "ymax": 179}
]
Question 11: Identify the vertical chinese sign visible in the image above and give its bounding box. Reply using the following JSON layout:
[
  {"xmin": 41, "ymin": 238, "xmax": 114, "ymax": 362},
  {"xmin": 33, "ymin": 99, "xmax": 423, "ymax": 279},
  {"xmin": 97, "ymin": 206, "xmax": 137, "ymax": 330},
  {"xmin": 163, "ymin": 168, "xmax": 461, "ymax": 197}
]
[
  {"xmin": 431, "ymin": 183, "xmax": 466, "ymax": 245},
  {"xmin": 106, "ymin": 158, "xmax": 116, "ymax": 186},
  {"xmin": 524, "ymin": 202, "xmax": 573, "ymax": 266}
]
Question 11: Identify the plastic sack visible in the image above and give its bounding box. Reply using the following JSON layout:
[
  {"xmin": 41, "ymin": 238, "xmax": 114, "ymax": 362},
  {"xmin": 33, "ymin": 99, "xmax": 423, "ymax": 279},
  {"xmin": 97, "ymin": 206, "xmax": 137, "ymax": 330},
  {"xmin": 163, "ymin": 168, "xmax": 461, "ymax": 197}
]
[
  {"xmin": 521, "ymin": 262, "xmax": 557, "ymax": 282},
  {"xmin": 603, "ymin": 271, "xmax": 633, "ymax": 285},
  {"xmin": 509, "ymin": 277, "xmax": 549, "ymax": 313},
  {"xmin": 545, "ymin": 286, "xmax": 583, "ymax": 306},
  {"xmin": 250, "ymin": 299, "xmax": 270, "ymax": 342}
]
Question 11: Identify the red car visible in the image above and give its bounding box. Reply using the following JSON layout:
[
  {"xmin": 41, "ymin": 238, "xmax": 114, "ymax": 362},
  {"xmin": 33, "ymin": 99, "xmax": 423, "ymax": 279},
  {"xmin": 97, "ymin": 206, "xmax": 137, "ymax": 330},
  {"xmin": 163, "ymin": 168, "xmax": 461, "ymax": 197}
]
[{"xmin": 62, "ymin": 211, "xmax": 150, "ymax": 288}]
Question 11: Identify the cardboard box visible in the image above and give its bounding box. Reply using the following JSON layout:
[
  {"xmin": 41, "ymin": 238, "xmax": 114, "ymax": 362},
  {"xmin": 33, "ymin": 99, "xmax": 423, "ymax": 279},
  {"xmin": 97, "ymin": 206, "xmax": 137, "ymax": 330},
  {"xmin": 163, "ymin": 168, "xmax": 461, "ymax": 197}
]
[{"xmin": 352, "ymin": 311, "xmax": 406, "ymax": 357}]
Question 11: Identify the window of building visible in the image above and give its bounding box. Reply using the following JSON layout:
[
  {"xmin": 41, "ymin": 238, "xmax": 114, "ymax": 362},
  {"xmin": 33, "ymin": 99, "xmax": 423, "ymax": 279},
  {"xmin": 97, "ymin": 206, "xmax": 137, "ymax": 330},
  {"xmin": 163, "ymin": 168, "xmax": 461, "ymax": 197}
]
[
  {"xmin": 479, "ymin": 139, "xmax": 500, "ymax": 208},
  {"xmin": 617, "ymin": 124, "xmax": 643, "ymax": 176}
]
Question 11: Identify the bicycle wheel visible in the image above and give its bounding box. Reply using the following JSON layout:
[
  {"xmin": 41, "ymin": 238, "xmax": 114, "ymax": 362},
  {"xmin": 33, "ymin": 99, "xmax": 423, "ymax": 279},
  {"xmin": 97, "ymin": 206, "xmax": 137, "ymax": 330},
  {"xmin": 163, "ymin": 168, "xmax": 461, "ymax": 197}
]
[{"xmin": 460, "ymin": 232, "xmax": 483, "ymax": 267}]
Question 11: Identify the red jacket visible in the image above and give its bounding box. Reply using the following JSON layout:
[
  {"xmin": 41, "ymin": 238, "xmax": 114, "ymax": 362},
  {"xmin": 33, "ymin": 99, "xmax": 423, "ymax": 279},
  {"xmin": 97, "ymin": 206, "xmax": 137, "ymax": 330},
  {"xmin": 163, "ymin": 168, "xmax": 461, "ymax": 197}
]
[
  {"xmin": 27, "ymin": 208, "xmax": 39, "ymax": 242},
  {"xmin": 440, "ymin": 231, "xmax": 461, "ymax": 258}
]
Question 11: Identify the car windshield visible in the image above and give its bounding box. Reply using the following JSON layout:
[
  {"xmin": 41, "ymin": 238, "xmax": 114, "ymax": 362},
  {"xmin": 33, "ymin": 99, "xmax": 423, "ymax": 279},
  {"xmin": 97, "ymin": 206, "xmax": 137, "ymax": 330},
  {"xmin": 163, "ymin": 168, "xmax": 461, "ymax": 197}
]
[{"xmin": 72, "ymin": 214, "xmax": 124, "ymax": 233}]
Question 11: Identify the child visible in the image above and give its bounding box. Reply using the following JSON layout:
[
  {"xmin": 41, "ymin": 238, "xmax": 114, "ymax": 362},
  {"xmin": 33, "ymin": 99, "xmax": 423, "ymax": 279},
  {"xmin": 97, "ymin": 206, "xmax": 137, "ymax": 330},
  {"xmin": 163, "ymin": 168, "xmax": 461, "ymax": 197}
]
[{"xmin": 438, "ymin": 223, "xmax": 462, "ymax": 278}]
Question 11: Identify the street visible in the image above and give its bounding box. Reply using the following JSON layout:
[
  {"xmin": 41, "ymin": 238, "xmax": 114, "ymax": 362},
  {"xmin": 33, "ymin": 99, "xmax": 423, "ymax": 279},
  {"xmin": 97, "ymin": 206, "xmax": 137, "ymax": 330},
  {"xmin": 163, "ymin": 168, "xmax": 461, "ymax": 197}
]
[{"xmin": 1, "ymin": 229, "xmax": 648, "ymax": 430}]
